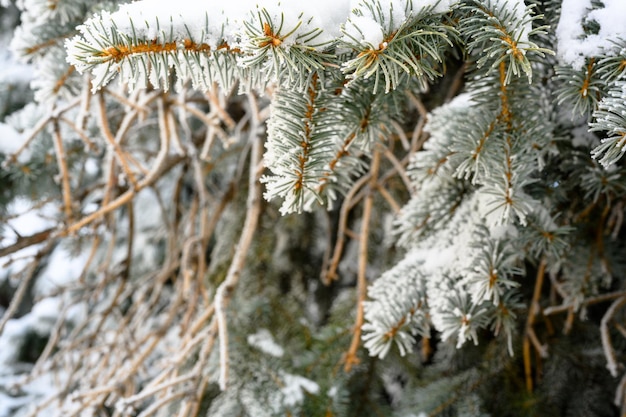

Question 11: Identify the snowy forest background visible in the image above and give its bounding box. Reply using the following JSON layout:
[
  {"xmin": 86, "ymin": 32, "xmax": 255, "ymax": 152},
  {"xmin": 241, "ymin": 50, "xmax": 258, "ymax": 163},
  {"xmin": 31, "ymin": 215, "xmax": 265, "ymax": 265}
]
[{"xmin": 2, "ymin": 0, "xmax": 626, "ymax": 416}]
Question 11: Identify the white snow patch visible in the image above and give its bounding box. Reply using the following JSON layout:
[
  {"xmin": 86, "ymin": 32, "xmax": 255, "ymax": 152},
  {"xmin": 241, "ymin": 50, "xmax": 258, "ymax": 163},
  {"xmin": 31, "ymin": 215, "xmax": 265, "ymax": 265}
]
[
  {"xmin": 0, "ymin": 297, "xmax": 61, "ymax": 365},
  {"xmin": 1, "ymin": 199, "xmax": 57, "ymax": 247},
  {"xmin": 280, "ymin": 373, "xmax": 319, "ymax": 406},
  {"xmin": 343, "ymin": 0, "xmax": 454, "ymax": 48},
  {"xmin": 35, "ymin": 247, "xmax": 89, "ymax": 297},
  {"xmin": 247, "ymin": 328, "xmax": 284, "ymax": 357},
  {"xmin": 491, "ymin": 0, "xmax": 530, "ymax": 43},
  {"xmin": 1, "ymin": 199, "xmax": 58, "ymax": 282},
  {"xmin": 0, "ymin": 123, "xmax": 27, "ymax": 157},
  {"xmin": 84, "ymin": 0, "xmax": 352, "ymax": 51},
  {"xmin": 556, "ymin": 0, "xmax": 626, "ymax": 69}
]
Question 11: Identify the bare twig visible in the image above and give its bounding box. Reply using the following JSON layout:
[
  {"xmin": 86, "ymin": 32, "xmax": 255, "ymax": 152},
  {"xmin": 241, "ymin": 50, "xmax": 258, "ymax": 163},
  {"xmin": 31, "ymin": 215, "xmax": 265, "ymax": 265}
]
[
  {"xmin": 321, "ymin": 173, "xmax": 371, "ymax": 285},
  {"xmin": 0, "ymin": 241, "xmax": 54, "ymax": 335},
  {"xmin": 543, "ymin": 290, "xmax": 626, "ymax": 316},
  {"xmin": 601, "ymin": 296, "xmax": 626, "ymax": 377},
  {"xmin": 214, "ymin": 95, "xmax": 263, "ymax": 390},
  {"xmin": 97, "ymin": 92, "xmax": 139, "ymax": 187},
  {"xmin": 381, "ymin": 147, "xmax": 411, "ymax": 190},
  {"xmin": 0, "ymin": 228, "xmax": 55, "ymax": 258},
  {"xmin": 523, "ymin": 258, "xmax": 547, "ymax": 393},
  {"xmin": 344, "ymin": 147, "xmax": 380, "ymax": 372},
  {"xmin": 59, "ymin": 155, "xmax": 185, "ymax": 236},
  {"xmin": 52, "ymin": 120, "xmax": 74, "ymax": 221},
  {"xmin": 3, "ymin": 98, "xmax": 80, "ymax": 167}
]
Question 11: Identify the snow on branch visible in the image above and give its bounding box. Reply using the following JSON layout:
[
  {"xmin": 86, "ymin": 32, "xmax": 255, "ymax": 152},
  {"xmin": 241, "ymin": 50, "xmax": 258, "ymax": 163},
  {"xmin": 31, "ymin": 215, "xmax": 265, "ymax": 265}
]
[
  {"xmin": 460, "ymin": 0, "xmax": 552, "ymax": 84},
  {"xmin": 362, "ymin": 251, "xmax": 429, "ymax": 358},
  {"xmin": 65, "ymin": 0, "xmax": 456, "ymax": 92},
  {"xmin": 591, "ymin": 81, "xmax": 626, "ymax": 167},
  {"xmin": 556, "ymin": 0, "xmax": 626, "ymax": 71}
]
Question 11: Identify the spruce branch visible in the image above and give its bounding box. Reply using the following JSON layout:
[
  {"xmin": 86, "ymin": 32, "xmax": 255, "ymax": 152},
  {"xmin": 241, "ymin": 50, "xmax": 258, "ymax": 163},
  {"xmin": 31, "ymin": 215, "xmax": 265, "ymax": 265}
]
[
  {"xmin": 590, "ymin": 81, "xmax": 626, "ymax": 167},
  {"xmin": 556, "ymin": 58, "xmax": 604, "ymax": 116},
  {"xmin": 341, "ymin": 16, "xmax": 453, "ymax": 93},
  {"xmin": 262, "ymin": 73, "xmax": 334, "ymax": 214},
  {"xmin": 460, "ymin": 0, "xmax": 552, "ymax": 84}
]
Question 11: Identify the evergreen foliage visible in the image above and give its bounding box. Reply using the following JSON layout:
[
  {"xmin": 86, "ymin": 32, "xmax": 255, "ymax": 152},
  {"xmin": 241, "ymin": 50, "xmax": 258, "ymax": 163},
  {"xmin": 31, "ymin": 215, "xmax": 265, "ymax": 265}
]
[{"xmin": 1, "ymin": 0, "xmax": 626, "ymax": 416}]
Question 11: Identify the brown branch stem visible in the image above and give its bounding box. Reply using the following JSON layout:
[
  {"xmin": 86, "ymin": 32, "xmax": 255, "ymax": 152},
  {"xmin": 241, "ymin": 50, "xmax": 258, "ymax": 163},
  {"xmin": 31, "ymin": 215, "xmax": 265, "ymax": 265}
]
[{"xmin": 344, "ymin": 147, "xmax": 380, "ymax": 372}]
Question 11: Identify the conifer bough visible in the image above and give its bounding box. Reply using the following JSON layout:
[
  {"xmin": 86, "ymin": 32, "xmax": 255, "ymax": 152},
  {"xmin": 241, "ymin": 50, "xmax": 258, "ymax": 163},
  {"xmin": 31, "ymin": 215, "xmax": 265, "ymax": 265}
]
[
  {"xmin": 63, "ymin": 0, "xmax": 626, "ymax": 385},
  {"xmin": 1, "ymin": 0, "xmax": 626, "ymax": 415}
]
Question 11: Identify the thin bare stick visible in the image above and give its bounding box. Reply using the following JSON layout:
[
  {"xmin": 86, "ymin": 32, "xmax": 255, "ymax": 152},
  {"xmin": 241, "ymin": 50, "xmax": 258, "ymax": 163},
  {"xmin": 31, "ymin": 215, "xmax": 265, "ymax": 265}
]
[
  {"xmin": 120, "ymin": 374, "xmax": 196, "ymax": 407},
  {"xmin": 321, "ymin": 173, "xmax": 371, "ymax": 284},
  {"xmin": 214, "ymin": 98, "xmax": 263, "ymax": 390},
  {"xmin": 527, "ymin": 327, "xmax": 548, "ymax": 358},
  {"xmin": 615, "ymin": 372, "xmax": 626, "ymax": 410},
  {"xmin": 97, "ymin": 93, "xmax": 139, "ymax": 187},
  {"xmin": 374, "ymin": 183, "xmax": 401, "ymax": 213},
  {"xmin": 601, "ymin": 296, "xmax": 626, "ymax": 377},
  {"xmin": 59, "ymin": 155, "xmax": 184, "ymax": 236},
  {"xmin": 174, "ymin": 100, "xmax": 218, "ymax": 126},
  {"xmin": 382, "ymin": 147, "xmax": 411, "ymax": 190},
  {"xmin": 137, "ymin": 390, "xmax": 194, "ymax": 417},
  {"xmin": 105, "ymin": 88, "xmax": 150, "ymax": 113},
  {"xmin": 3, "ymin": 98, "xmax": 80, "ymax": 167},
  {"xmin": 52, "ymin": 120, "xmax": 74, "ymax": 221},
  {"xmin": 0, "ymin": 241, "xmax": 53, "ymax": 335},
  {"xmin": 390, "ymin": 120, "xmax": 410, "ymax": 151},
  {"xmin": 0, "ymin": 228, "xmax": 55, "ymax": 258},
  {"xmin": 523, "ymin": 258, "xmax": 547, "ymax": 393},
  {"xmin": 344, "ymin": 147, "xmax": 380, "ymax": 372},
  {"xmin": 543, "ymin": 290, "xmax": 626, "ymax": 316},
  {"xmin": 206, "ymin": 89, "xmax": 236, "ymax": 130}
]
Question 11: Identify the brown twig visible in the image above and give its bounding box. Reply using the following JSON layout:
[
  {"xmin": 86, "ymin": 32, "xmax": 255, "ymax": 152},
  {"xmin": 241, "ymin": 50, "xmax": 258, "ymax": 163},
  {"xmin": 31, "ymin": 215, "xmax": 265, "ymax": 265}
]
[
  {"xmin": 321, "ymin": 173, "xmax": 371, "ymax": 284},
  {"xmin": 0, "ymin": 241, "xmax": 55, "ymax": 335},
  {"xmin": 59, "ymin": 155, "xmax": 185, "ymax": 236},
  {"xmin": 214, "ymin": 95, "xmax": 263, "ymax": 390},
  {"xmin": 601, "ymin": 296, "xmax": 626, "ymax": 377},
  {"xmin": 523, "ymin": 258, "xmax": 547, "ymax": 393},
  {"xmin": 344, "ymin": 147, "xmax": 380, "ymax": 372},
  {"xmin": 52, "ymin": 120, "xmax": 74, "ymax": 221},
  {"xmin": 97, "ymin": 92, "xmax": 139, "ymax": 187},
  {"xmin": 0, "ymin": 228, "xmax": 55, "ymax": 258}
]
